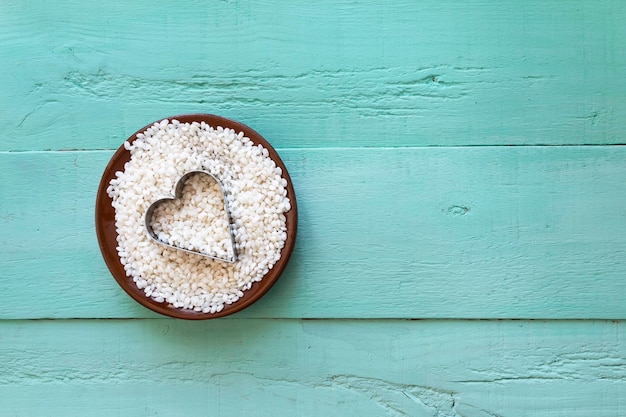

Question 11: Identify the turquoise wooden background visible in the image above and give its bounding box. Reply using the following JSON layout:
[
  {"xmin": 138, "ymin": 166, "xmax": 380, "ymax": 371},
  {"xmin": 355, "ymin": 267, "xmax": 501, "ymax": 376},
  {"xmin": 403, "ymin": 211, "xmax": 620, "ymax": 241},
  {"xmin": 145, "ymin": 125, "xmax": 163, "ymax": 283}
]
[{"xmin": 1, "ymin": 1, "xmax": 625, "ymax": 415}]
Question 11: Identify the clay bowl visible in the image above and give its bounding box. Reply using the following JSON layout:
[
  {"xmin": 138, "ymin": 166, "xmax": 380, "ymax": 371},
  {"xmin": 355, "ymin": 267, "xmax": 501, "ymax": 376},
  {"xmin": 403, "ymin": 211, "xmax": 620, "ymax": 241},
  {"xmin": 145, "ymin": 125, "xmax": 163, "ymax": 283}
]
[{"xmin": 95, "ymin": 114, "xmax": 297, "ymax": 319}]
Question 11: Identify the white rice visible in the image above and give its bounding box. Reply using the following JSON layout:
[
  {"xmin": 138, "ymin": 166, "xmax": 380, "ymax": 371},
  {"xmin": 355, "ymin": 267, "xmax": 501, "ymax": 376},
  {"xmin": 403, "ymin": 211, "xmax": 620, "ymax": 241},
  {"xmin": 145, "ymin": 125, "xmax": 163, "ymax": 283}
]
[
  {"xmin": 106, "ymin": 118, "xmax": 290, "ymax": 313},
  {"xmin": 148, "ymin": 172, "xmax": 237, "ymax": 262}
]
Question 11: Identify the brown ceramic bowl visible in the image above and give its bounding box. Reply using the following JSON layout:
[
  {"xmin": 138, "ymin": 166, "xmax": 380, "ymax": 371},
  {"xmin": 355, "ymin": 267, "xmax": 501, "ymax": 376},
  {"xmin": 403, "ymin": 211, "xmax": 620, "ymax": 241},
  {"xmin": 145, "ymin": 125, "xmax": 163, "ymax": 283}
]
[{"xmin": 95, "ymin": 114, "xmax": 297, "ymax": 319}]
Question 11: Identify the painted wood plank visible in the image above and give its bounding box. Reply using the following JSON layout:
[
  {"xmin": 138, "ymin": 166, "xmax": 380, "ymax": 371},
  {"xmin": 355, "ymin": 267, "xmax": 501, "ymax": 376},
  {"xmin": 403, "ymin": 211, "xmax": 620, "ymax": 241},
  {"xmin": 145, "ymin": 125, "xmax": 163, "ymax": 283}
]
[
  {"xmin": 1, "ymin": 319, "xmax": 625, "ymax": 416},
  {"xmin": 1, "ymin": 0, "xmax": 625, "ymax": 150},
  {"xmin": 1, "ymin": 146, "xmax": 625, "ymax": 319}
]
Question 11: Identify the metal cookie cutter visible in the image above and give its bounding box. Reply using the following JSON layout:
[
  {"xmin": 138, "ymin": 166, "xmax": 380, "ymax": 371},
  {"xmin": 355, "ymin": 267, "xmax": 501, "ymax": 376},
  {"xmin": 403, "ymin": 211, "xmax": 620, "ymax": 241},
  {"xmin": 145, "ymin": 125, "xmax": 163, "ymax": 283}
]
[{"xmin": 144, "ymin": 170, "xmax": 238, "ymax": 263}]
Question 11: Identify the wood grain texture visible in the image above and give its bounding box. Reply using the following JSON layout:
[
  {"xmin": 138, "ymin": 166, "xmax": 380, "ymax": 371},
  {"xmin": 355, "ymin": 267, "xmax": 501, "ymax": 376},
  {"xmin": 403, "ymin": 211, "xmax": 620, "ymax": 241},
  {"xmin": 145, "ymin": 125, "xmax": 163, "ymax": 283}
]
[
  {"xmin": 2, "ymin": 146, "xmax": 625, "ymax": 319},
  {"xmin": 1, "ymin": 319, "xmax": 625, "ymax": 416},
  {"xmin": 1, "ymin": 0, "xmax": 625, "ymax": 150},
  {"xmin": 2, "ymin": 1, "xmax": 625, "ymax": 413}
]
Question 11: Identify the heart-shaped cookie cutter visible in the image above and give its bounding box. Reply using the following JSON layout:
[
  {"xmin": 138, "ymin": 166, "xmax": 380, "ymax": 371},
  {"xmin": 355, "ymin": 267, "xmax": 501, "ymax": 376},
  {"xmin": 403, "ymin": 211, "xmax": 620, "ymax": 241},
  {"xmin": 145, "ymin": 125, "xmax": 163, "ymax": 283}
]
[{"xmin": 144, "ymin": 170, "xmax": 238, "ymax": 263}]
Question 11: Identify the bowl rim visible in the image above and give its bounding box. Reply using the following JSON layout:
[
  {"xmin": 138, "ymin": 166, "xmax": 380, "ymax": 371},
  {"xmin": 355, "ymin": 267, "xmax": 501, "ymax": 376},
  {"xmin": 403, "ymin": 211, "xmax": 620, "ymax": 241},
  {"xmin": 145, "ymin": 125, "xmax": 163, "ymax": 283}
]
[{"xmin": 95, "ymin": 114, "xmax": 297, "ymax": 320}]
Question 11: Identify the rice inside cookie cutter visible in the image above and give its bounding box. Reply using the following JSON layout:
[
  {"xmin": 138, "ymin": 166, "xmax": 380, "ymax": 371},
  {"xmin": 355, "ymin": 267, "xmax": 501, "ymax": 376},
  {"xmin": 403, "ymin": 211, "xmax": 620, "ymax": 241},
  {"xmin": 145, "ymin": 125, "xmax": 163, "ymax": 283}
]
[{"xmin": 144, "ymin": 170, "xmax": 238, "ymax": 263}]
